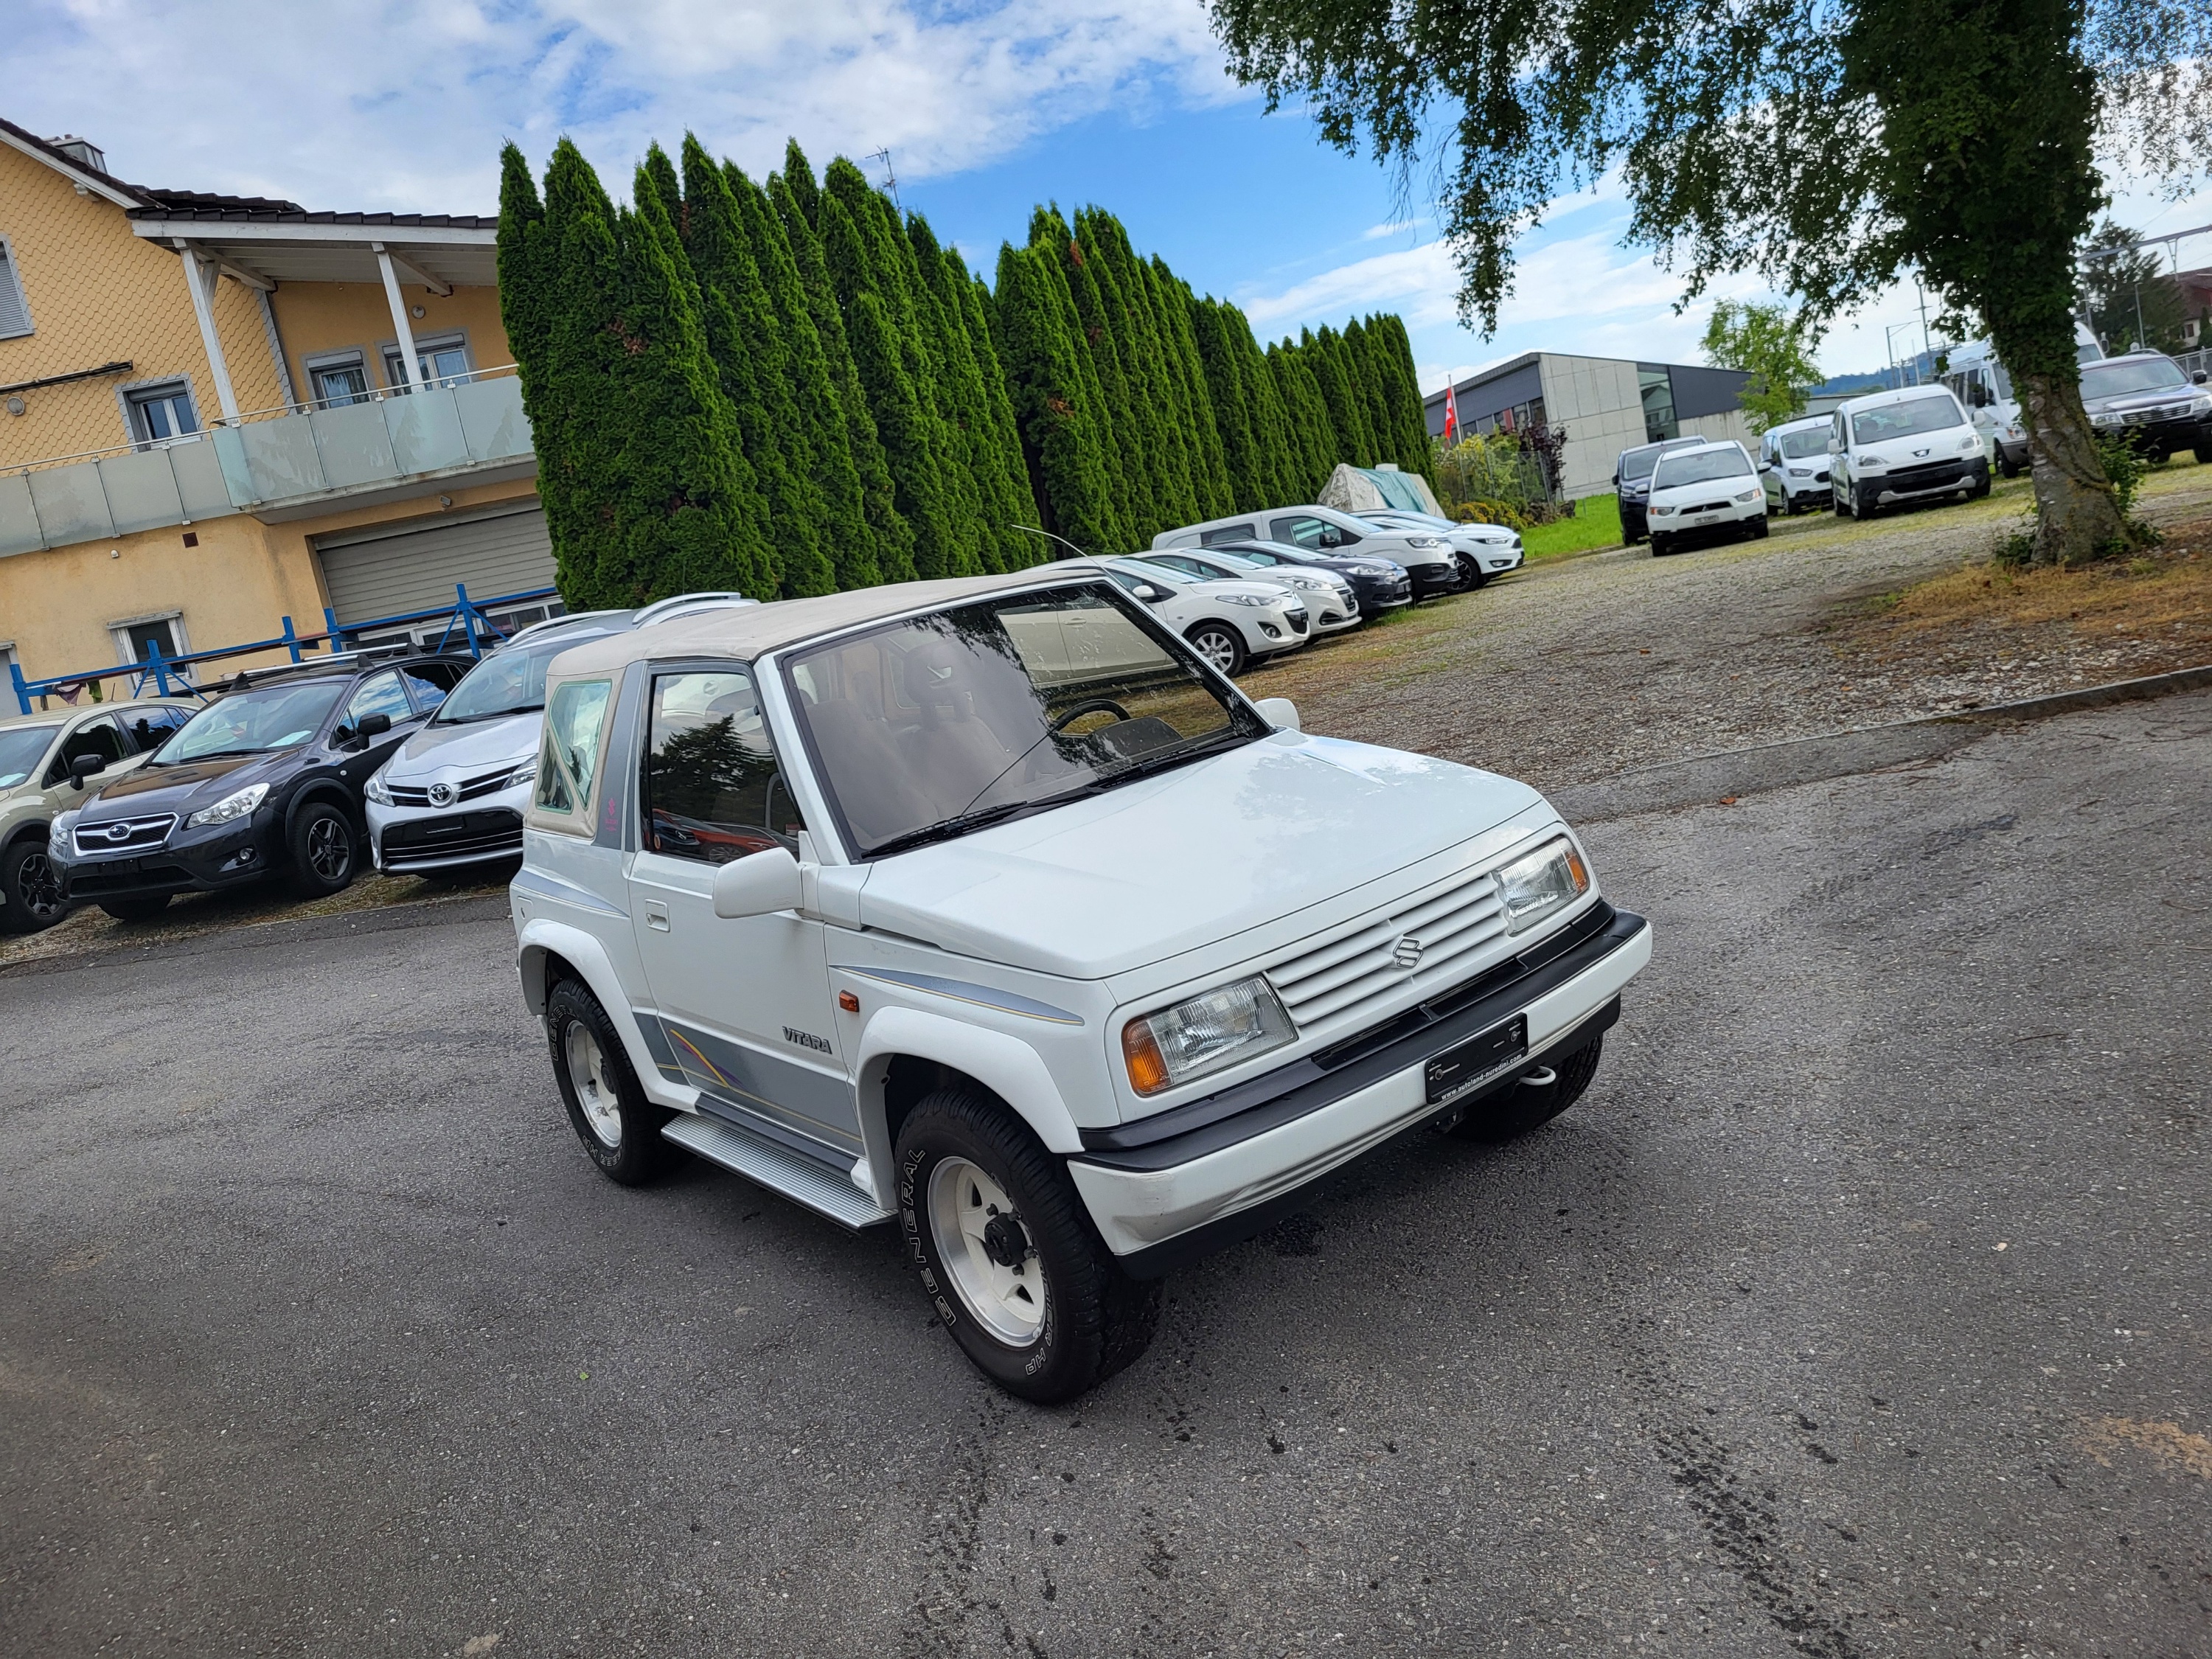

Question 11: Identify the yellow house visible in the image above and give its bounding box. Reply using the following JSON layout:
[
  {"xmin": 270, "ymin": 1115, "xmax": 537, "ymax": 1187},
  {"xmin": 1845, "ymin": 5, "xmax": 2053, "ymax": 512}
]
[{"xmin": 0, "ymin": 117, "xmax": 560, "ymax": 710}]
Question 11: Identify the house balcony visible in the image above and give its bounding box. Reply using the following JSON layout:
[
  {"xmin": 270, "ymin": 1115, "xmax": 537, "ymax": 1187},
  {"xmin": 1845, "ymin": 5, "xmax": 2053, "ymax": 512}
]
[{"xmin": 0, "ymin": 366, "xmax": 534, "ymax": 555}]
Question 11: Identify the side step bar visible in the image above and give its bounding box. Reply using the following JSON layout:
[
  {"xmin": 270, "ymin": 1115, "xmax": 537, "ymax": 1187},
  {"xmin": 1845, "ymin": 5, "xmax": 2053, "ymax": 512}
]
[{"xmin": 662, "ymin": 1111, "xmax": 893, "ymax": 1231}]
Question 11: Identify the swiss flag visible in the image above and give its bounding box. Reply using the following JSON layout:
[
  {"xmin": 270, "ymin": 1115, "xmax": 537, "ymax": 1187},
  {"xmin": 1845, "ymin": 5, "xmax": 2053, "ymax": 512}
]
[{"xmin": 1441, "ymin": 380, "xmax": 1459, "ymax": 443}]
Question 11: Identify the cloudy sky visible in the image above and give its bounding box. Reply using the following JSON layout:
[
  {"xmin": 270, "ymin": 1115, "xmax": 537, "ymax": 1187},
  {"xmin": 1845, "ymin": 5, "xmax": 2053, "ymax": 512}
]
[{"xmin": 12, "ymin": 0, "xmax": 2206, "ymax": 393}]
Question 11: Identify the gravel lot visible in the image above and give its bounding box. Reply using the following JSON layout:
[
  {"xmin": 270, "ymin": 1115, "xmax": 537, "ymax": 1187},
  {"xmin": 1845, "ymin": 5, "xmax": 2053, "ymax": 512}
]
[
  {"xmin": 1249, "ymin": 462, "xmax": 2212, "ymax": 792},
  {"xmin": 4, "ymin": 692, "xmax": 2208, "ymax": 1658}
]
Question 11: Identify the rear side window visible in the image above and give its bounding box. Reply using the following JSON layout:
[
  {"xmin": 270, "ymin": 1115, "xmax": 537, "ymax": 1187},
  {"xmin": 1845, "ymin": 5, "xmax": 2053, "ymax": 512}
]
[
  {"xmin": 1271, "ymin": 515, "xmax": 1358, "ymax": 549},
  {"xmin": 1197, "ymin": 524, "xmax": 1257, "ymax": 546},
  {"xmin": 641, "ymin": 669, "xmax": 802, "ymax": 863},
  {"xmin": 536, "ymin": 678, "xmax": 612, "ymax": 817},
  {"xmin": 125, "ymin": 706, "xmax": 189, "ymax": 754},
  {"xmin": 403, "ymin": 661, "xmax": 467, "ymax": 711}
]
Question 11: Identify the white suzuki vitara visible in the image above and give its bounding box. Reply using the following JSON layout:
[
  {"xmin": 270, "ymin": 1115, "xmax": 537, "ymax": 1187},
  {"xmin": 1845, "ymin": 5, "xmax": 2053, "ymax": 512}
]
[{"xmin": 511, "ymin": 568, "xmax": 1650, "ymax": 1401}]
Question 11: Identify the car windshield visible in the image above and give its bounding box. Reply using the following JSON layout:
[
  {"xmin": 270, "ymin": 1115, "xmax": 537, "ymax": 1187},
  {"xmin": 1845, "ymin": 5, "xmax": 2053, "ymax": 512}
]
[
  {"xmin": 437, "ymin": 634, "xmax": 605, "ymax": 724},
  {"xmin": 785, "ymin": 585, "xmax": 1262, "ymax": 858},
  {"xmin": 1851, "ymin": 394, "xmax": 1965, "ymax": 444},
  {"xmin": 2081, "ymin": 357, "xmax": 2187, "ymax": 400},
  {"xmin": 1778, "ymin": 428, "xmax": 1828, "ymax": 459},
  {"xmin": 1652, "ymin": 447, "xmax": 1753, "ymax": 488},
  {"xmin": 1110, "ymin": 560, "xmax": 1197, "ymax": 586},
  {"xmin": 157, "ymin": 681, "xmax": 345, "ymax": 762},
  {"xmin": 0, "ymin": 723, "xmax": 60, "ymax": 788}
]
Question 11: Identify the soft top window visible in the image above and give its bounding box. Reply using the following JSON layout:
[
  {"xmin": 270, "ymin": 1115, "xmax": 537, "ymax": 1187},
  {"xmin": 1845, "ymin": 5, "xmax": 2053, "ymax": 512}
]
[
  {"xmin": 535, "ymin": 678, "xmax": 613, "ymax": 818},
  {"xmin": 1652, "ymin": 447, "xmax": 1753, "ymax": 488}
]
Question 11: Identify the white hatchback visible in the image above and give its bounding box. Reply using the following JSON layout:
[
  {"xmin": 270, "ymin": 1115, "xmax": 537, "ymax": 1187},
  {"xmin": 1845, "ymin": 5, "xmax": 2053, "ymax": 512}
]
[
  {"xmin": 1066, "ymin": 556, "xmax": 1312, "ymax": 677},
  {"xmin": 1644, "ymin": 441, "xmax": 1768, "ymax": 555},
  {"xmin": 511, "ymin": 568, "xmax": 1649, "ymax": 1401}
]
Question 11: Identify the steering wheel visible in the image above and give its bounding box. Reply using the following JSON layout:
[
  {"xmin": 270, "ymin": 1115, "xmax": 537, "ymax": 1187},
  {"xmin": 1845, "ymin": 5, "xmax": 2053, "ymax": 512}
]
[{"xmin": 1051, "ymin": 698, "xmax": 1133, "ymax": 731}]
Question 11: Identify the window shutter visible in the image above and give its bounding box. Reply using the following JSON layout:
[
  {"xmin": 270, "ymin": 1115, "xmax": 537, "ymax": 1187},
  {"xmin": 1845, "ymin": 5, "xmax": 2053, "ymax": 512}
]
[{"xmin": 0, "ymin": 242, "xmax": 30, "ymax": 337}]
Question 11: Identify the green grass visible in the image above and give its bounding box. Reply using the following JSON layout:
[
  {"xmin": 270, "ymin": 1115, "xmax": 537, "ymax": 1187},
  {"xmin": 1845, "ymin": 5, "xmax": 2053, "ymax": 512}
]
[{"xmin": 1521, "ymin": 493, "xmax": 1624, "ymax": 560}]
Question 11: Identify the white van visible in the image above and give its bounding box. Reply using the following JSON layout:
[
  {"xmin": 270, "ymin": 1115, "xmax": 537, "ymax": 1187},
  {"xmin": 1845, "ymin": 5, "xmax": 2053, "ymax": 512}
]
[
  {"xmin": 1938, "ymin": 321, "xmax": 2104, "ymax": 479},
  {"xmin": 1829, "ymin": 386, "xmax": 1989, "ymax": 519},
  {"xmin": 1756, "ymin": 415, "xmax": 1835, "ymax": 515}
]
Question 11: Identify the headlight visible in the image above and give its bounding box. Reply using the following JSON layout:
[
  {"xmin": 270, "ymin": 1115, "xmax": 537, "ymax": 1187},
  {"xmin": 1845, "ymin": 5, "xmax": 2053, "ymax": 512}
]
[
  {"xmin": 1959, "ymin": 436, "xmax": 1979, "ymax": 451},
  {"xmin": 1495, "ymin": 837, "xmax": 1590, "ymax": 934},
  {"xmin": 1789, "ymin": 466, "xmax": 1812, "ymax": 477},
  {"xmin": 1403, "ymin": 535, "xmax": 1447, "ymax": 549},
  {"xmin": 1282, "ymin": 574, "xmax": 1327, "ymax": 591},
  {"xmin": 186, "ymin": 782, "xmax": 268, "ymax": 829},
  {"xmin": 365, "ymin": 768, "xmax": 394, "ymax": 805},
  {"xmin": 1858, "ymin": 456, "xmax": 1886, "ymax": 470},
  {"xmin": 1651, "ymin": 505, "xmax": 1677, "ymax": 516},
  {"xmin": 1216, "ymin": 593, "xmax": 1268, "ymax": 608},
  {"xmin": 504, "ymin": 758, "xmax": 538, "ymax": 789},
  {"xmin": 1122, "ymin": 975, "xmax": 1295, "ymax": 1095},
  {"xmin": 49, "ymin": 813, "xmax": 75, "ymax": 855},
  {"xmin": 1734, "ymin": 489, "xmax": 1759, "ymax": 503}
]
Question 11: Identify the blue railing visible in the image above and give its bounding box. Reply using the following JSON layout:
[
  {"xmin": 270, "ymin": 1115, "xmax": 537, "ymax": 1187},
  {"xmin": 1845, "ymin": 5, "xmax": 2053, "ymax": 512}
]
[{"xmin": 8, "ymin": 582, "xmax": 560, "ymax": 714}]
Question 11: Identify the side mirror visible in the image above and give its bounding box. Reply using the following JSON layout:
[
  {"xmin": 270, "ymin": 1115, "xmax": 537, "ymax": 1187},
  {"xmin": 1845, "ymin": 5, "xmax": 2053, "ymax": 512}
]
[
  {"xmin": 1253, "ymin": 697, "xmax": 1301, "ymax": 732},
  {"xmin": 357, "ymin": 712, "xmax": 392, "ymax": 739},
  {"xmin": 713, "ymin": 846, "xmax": 804, "ymax": 919},
  {"xmin": 70, "ymin": 753, "xmax": 106, "ymax": 788},
  {"xmin": 1131, "ymin": 582, "xmax": 1167, "ymax": 603},
  {"xmin": 2195, "ymin": 370, "xmax": 2208, "ymax": 385}
]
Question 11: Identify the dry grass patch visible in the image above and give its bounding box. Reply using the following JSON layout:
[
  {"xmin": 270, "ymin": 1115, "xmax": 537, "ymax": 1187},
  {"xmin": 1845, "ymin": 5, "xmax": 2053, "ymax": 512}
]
[{"xmin": 1828, "ymin": 518, "xmax": 2212, "ymax": 682}]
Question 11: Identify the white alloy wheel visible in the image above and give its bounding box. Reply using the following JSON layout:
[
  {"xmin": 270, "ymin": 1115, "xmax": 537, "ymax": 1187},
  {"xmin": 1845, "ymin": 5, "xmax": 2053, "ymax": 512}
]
[
  {"xmin": 564, "ymin": 1020, "xmax": 624, "ymax": 1148},
  {"xmin": 1189, "ymin": 624, "xmax": 1241, "ymax": 676},
  {"xmin": 928, "ymin": 1155, "xmax": 1047, "ymax": 1346}
]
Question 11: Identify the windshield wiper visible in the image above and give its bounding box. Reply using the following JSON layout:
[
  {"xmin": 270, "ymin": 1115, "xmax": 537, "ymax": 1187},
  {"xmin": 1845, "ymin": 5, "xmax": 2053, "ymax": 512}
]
[
  {"xmin": 436, "ymin": 705, "xmax": 539, "ymax": 726},
  {"xmin": 866, "ymin": 799, "xmax": 1051, "ymax": 860}
]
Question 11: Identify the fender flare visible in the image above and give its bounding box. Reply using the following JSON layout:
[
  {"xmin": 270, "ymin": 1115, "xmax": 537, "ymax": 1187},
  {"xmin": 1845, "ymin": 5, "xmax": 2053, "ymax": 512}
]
[
  {"xmin": 854, "ymin": 1004, "xmax": 1085, "ymax": 1161},
  {"xmin": 515, "ymin": 916, "xmax": 691, "ymax": 1110}
]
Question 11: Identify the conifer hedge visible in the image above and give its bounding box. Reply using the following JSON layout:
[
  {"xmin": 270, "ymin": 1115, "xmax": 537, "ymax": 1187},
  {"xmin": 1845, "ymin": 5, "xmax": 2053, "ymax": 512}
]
[{"xmin": 498, "ymin": 138, "xmax": 1439, "ymax": 603}]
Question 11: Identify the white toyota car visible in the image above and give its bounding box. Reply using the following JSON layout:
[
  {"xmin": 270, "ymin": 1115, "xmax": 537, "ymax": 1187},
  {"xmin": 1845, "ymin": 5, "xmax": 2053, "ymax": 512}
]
[
  {"xmin": 366, "ymin": 594, "xmax": 754, "ymax": 875},
  {"xmin": 510, "ymin": 567, "xmax": 1649, "ymax": 1400}
]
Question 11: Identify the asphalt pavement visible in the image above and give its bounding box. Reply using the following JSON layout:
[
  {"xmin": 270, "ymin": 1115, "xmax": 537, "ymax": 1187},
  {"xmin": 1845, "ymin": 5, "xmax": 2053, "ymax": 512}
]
[{"xmin": 4, "ymin": 693, "xmax": 2208, "ymax": 1658}]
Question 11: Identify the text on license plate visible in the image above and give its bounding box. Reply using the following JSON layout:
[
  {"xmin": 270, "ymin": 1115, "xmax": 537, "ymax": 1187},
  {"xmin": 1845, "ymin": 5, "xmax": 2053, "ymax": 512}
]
[{"xmin": 1424, "ymin": 1015, "xmax": 1529, "ymax": 1106}]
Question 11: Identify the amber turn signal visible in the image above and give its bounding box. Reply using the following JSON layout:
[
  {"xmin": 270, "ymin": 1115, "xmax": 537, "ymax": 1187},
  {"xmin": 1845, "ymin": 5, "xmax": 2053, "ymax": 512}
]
[
  {"xmin": 1121, "ymin": 1020, "xmax": 1171, "ymax": 1096},
  {"xmin": 838, "ymin": 990, "xmax": 860, "ymax": 1014}
]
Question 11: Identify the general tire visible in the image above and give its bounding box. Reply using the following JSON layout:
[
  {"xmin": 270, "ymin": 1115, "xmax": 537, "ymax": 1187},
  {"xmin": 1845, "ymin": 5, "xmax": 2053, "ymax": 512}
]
[
  {"xmin": 1747, "ymin": 517, "xmax": 1770, "ymax": 540},
  {"xmin": 0, "ymin": 835, "xmax": 68, "ymax": 933},
  {"xmin": 287, "ymin": 800, "xmax": 358, "ymax": 898},
  {"xmin": 545, "ymin": 977, "xmax": 675, "ymax": 1186},
  {"xmin": 1649, "ymin": 533, "xmax": 1672, "ymax": 557},
  {"xmin": 2195, "ymin": 445, "xmax": 2211, "ymax": 467},
  {"xmin": 2001, "ymin": 453, "xmax": 2025, "ymax": 478},
  {"xmin": 1184, "ymin": 622, "xmax": 1247, "ymax": 679},
  {"xmin": 99, "ymin": 895, "xmax": 171, "ymax": 922},
  {"xmin": 1456, "ymin": 554, "xmax": 1489, "ymax": 589},
  {"xmin": 896, "ymin": 1086, "xmax": 1161, "ymax": 1403},
  {"xmin": 1450, "ymin": 1036, "xmax": 1606, "ymax": 1144}
]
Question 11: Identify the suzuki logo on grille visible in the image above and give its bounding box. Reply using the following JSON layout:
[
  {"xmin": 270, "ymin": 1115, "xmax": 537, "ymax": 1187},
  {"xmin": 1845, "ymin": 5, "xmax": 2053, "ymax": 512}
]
[
  {"xmin": 427, "ymin": 782, "xmax": 456, "ymax": 808},
  {"xmin": 1391, "ymin": 934, "xmax": 1425, "ymax": 970},
  {"xmin": 105, "ymin": 822, "xmax": 133, "ymax": 843}
]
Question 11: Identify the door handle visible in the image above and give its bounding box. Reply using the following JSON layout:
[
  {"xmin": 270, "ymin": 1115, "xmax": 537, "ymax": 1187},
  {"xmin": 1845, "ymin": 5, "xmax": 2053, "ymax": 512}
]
[{"xmin": 645, "ymin": 900, "xmax": 670, "ymax": 932}]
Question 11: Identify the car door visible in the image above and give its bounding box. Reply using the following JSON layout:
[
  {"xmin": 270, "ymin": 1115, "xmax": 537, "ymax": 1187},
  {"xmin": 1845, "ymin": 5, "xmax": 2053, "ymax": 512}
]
[{"xmin": 625, "ymin": 664, "xmax": 858, "ymax": 1157}]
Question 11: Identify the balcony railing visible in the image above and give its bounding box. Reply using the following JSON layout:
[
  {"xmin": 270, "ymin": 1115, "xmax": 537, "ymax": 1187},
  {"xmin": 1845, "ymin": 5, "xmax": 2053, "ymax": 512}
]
[{"xmin": 0, "ymin": 364, "xmax": 532, "ymax": 555}]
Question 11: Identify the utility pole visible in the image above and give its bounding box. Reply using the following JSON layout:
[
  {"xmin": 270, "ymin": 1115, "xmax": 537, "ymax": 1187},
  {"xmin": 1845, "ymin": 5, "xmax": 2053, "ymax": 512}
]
[
  {"xmin": 1916, "ymin": 280, "xmax": 1931, "ymax": 383},
  {"xmin": 868, "ymin": 147, "xmax": 902, "ymax": 212}
]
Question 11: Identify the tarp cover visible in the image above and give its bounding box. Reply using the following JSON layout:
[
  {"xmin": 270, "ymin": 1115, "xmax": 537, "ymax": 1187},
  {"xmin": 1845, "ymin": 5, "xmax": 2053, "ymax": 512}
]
[{"xmin": 1317, "ymin": 463, "xmax": 1445, "ymax": 518}]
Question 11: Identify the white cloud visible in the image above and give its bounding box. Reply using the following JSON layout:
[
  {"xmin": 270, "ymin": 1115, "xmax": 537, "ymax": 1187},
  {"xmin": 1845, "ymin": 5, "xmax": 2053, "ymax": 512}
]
[
  {"xmin": 1361, "ymin": 218, "xmax": 1420, "ymax": 240},
  {"xmin": 7, "ymin": 0, "xmax": 1231, "ymax": 212}
]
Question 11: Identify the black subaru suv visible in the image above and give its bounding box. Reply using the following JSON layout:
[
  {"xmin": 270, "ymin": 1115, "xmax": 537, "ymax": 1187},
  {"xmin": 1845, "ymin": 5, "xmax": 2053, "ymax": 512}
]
[
  {"xmin": 52, "ymin": 650, "xmax": 469, "ymax": 920},
  {"xmin": 2081, "ymin": 351, "xmax": 2212, "ymax": 463}
]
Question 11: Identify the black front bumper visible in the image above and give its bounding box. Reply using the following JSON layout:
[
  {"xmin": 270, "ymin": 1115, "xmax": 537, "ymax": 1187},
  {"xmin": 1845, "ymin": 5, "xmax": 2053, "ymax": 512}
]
[
  {"xmin": 2096, "ymin": 413, "xmax": 2211, "ymax": 454},
  {"xmin": 1408, "ymin": 562, "xmax": 1464, "ymax": 598},
  {"xmin": 1349, "ymin": 574, "xmax": 1414, "ymax": 615},
  {"xmin": 1866, "ymin": 456, "xmax": 1986, "ymax": 501},
  {"xmin": 59, "ymin": 820, "xmax": 281, "ymax": 901},
  {"xmin": 1620, "ymin": 498, "xmax": 1649, "ymax": 540},
  {"xmin": 1081, "ymin": 902, "xmax": 1648, "ymax": 1276}
]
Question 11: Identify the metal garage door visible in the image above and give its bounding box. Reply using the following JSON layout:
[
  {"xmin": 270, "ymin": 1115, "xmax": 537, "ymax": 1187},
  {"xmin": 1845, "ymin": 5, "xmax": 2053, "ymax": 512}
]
[{"xmin": 316, "ymin": 501, "xmax": 557, "ymax": 627}]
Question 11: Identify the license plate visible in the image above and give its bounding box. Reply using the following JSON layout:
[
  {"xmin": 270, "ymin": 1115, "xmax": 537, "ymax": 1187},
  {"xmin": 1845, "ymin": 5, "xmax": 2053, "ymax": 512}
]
[
  {"xmin": 1689, "ymin": 513, "xmax": 1719, "ymax": 525},
  {"xmin": 1424, "ymin": 1015, "xmax": 1529, "ymax": 1105}
]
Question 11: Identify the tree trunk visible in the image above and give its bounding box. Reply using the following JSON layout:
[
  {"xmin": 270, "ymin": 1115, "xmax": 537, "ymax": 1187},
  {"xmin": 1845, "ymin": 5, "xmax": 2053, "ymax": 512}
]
[{"xmin": 2020, "ymin": 371, "xmax": 2125, "ymax": 566}]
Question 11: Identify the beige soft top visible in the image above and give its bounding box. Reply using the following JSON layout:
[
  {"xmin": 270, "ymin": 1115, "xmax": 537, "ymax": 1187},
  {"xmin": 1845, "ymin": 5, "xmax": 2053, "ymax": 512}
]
[{"xmin": 544, "ymin": 566, "xmax": 1102, "ymax": 678}]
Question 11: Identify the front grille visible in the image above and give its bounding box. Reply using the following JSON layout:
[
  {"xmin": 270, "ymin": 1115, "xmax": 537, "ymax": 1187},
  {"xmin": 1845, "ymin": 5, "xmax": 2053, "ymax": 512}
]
[
  {"xmin": 382, "ymin": 808, "xmax": 524, "ymax": 866},
  {"xmin": 1266, "ymin": 863, "xmax": 1513, "ymax": 1032},
  {"xmin": 1681, "ymin": 499, "xmax": 1732, "ymax": 515},
  {"xmin": 2123, "ymin": 403, "xmax": 2193, "ymax": 425},
  {"xmin": 1882, "ymin": 459, "xmax": 1968, "ymax": 490},
  {"xmin": 386, "ymin": 765, "xmax": 521, "ymax": 808},
  {"xmin": 73, "ymin": 814, "xmax": 176, "ymax": 858}
]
